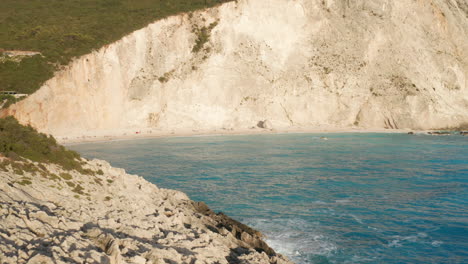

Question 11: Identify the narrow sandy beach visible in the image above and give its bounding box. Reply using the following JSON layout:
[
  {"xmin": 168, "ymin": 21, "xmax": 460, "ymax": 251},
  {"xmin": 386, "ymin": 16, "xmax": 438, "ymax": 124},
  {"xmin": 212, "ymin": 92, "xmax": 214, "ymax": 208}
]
[{"xmin": 60, "ymin": 126, "xmax": 414, "ymax": 145}]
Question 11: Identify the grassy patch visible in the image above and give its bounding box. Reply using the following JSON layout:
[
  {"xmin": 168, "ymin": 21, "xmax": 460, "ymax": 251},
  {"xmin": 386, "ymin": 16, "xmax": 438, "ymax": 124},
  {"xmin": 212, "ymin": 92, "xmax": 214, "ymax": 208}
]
[
  {"xmin": 60, "ymin": 172, "xmax": 73, "ymax": 180},
  {"xmin": 192, "ymin": 21, "xmax": 218, "ymax": 53},
  {"xmin": 158, "ymin": 76, "xmax": 169, "ymax": 83},
  {"xmin": 0, "ymin": 55, "xmax": 54, "ymax": 96},
  {"xmin": 49, "ymin": 174, "xmax": 60, "ymax": 181},
  {"xmin": 20, "ymin": 163, "xmax": 40, "ymax": 175},
  {"xmin": 0, "ymin": 160, "xmax": 11, "ymax": 172},
  {"xmin": 158, "ymin": 69, "xmax": 176, "ymax": 83},
  {"xmin": 0, "ymin": 0, "xmax": 230, "ymax": 95},
  {"xmin": 0, "ymin": 159, "xmax": 44, "ymax": 175},
  {"xmin": 82, "ymin": 168, "xmax": 97, "ymax": 175},
  {"xmin": 13, "ymin": 167, "xmax": 24, "ymax": 176},
  {"xmin": 0, "ymin": 94, "xmax": 19, "ymax": 109},
  {"xmin": 17, "ymin": 178, "xmax": 32, "ymax": 186},
  {"xmin": 0, "ymin": 116, "xmax": 85, "ymax": 172},
  {"xmin": 72, "ymin": 184, "xmax": 85, "ymax": 195}
]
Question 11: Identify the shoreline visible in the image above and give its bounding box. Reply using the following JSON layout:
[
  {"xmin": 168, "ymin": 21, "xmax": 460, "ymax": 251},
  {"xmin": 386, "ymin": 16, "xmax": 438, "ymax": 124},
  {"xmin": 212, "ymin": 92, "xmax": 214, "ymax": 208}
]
[
  {"xmin": 0, "ymin": 159, "xmax": 293, "ymax": 264},
  {"xmin": 59, "ymin": 126, "xmax": 414, "ymax": 145}
]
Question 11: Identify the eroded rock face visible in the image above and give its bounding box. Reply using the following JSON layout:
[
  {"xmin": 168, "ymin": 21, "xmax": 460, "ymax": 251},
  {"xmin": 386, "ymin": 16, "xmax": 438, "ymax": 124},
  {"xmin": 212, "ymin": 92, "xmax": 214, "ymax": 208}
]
[
  {"xmin": 0, "ymin": 159, "xmax": 292, "ymax": 264},
  {"xmin": 4, "ymin": 0, "xmax": 468, "ymax": 136}
]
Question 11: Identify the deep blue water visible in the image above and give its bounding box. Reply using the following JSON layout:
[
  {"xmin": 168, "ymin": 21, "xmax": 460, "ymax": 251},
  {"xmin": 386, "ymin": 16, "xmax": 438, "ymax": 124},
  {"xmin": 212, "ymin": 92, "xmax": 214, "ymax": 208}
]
[{"xmin": 70, "ymin": 133, "xmax": 468, "ymax": 264}]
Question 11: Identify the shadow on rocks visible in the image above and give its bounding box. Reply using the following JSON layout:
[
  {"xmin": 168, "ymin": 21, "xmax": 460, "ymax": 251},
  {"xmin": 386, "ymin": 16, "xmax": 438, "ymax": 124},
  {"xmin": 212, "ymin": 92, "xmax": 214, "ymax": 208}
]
[{"xmin": 191, "ymin": 201, "xmax": 276, "ymax": 256}]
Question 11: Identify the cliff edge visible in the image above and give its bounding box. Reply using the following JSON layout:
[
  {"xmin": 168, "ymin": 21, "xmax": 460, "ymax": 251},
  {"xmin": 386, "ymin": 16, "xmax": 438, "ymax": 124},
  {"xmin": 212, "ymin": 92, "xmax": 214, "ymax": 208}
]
[
  {"xmin": 0, "ymin": 157, "xmax": 292, "ymax": 264},
  {"xmin": 3, "ymin": 0, "xmax": 468, "ymax": 136}
]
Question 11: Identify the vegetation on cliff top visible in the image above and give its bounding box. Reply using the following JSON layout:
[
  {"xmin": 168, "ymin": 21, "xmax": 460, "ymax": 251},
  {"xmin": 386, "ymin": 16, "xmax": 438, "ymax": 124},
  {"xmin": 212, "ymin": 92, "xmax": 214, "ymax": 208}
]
[
  {"xmin": 0, "ymin": 116, "xmax": 84, "ymax": 171},
  {"xmin": 0, "ymin": 0, "xmax": 229, "ymax": 98}
]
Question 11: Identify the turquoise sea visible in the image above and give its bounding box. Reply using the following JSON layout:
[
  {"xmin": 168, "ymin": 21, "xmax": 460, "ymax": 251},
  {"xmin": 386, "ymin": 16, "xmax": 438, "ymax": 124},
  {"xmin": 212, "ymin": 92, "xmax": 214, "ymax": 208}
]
[{"xmin": 70, "ymin": 133, "xmax": 468, "ymax": 264}]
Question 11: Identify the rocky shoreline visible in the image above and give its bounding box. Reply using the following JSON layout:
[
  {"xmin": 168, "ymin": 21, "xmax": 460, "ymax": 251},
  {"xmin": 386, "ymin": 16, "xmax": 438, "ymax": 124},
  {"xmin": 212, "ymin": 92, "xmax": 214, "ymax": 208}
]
[{"xmin": 0, "ymin": 158, "xmax": 292, "ymax": 264}]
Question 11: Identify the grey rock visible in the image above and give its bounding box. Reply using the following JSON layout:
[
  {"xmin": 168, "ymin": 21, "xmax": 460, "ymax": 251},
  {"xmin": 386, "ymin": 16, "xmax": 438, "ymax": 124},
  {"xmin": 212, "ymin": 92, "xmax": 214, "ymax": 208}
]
[{"xmin": 0, "ymin": 158, "xmax": 292, "ymax": 264}]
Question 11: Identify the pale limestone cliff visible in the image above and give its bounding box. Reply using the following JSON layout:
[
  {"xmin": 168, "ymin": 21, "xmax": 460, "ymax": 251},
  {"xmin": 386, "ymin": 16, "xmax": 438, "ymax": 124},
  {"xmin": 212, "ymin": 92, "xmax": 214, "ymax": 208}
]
[
  {"xmin": 0, "ymin": 158, "xmax": 292, "ymax": 264},
  {"xmin": 4, "ymin": 0, "xmax": 468, "ymax": 137}
]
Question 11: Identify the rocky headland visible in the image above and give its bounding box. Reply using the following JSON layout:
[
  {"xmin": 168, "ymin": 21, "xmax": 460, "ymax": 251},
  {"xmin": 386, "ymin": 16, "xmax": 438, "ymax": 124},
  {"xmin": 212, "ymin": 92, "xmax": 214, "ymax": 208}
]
[{"xmin": 0, "ymin": 157, "xmax": 292, "ymax": 264}]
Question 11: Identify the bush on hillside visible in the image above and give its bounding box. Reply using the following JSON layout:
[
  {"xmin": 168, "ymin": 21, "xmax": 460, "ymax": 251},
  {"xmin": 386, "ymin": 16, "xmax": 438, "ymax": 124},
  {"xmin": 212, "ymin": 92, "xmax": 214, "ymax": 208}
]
[{"xmin": 0, "ymin": 116, "xmax": 83, "ymax": 171}]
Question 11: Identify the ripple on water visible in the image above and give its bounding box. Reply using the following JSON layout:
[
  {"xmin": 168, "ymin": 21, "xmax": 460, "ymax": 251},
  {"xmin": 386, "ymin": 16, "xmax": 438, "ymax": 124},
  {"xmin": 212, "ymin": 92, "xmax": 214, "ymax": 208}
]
[{"xmin": 71, "ymin": 133, "xmax": 468, "ymax": 264}]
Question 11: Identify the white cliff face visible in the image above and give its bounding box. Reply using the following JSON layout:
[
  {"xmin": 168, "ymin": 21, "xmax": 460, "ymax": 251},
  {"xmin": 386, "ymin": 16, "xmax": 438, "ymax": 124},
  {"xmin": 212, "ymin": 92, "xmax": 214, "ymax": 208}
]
[{"xmin": 5, "ymin": 0, "xmax": 468, "ymax": 136}]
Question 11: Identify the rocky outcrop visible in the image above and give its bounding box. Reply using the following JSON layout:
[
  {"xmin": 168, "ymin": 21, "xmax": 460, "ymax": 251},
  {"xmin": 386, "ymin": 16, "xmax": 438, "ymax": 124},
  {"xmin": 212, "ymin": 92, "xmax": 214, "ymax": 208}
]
[
  {"xmin": 3, "ymin": 0, "xmax": 468, "ymax": 136},
  {"xmin": 0, "ymin": 158, "xmax": 292, "ymax": 264}
]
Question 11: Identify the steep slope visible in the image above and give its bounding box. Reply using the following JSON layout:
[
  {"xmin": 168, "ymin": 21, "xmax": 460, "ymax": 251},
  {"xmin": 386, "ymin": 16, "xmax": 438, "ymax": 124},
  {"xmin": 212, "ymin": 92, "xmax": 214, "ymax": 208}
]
[
  {"xmin": 0, "ymin": 157, "xmax": 292, "ymax": 264},
  {"xmin": 0, "ymin": 116, "xmax": 290, "ymax": 263},
  {"xmin": 4, "ymin": 0, "xmax": 468, "ymax": 137}
]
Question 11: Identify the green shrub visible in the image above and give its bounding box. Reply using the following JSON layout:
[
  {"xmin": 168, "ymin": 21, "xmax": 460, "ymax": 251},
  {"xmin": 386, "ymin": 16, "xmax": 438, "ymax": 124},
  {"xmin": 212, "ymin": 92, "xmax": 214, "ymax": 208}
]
[
  {"xmin": 37, "ymin": 163, "xmax": 47, "ymax": 171},
  {"xmin": 0, "ymin": 95, "xmax": 18, "ymax": 109},
  {"xmin": 49, "ymin": 174, "xmax": 60, "ymax": 181},
  {"xmin": 17, "ymin": 179, "xmax": 32, "ymax": 186},
  {"xmin": 0, "ymin": 55, "xmax": 54, "ymax": 95},
  {"xmin": 0, "ymin": 116, "xmax": 84, "ymax": 171},
  {"xmin": 60, "ymin": 172, "xmax": 73, "ymax": 180},
  {"xmin": 192, "ymin": 21, "xmax": 218, "ymax": 53},
  {"xmin": 15, "ymin": 162, "xmax": 36, "ymax": 173},
  {"xmin": 81, "ymin": 168, "xmax": 95, "ymax": 175},
  {"xmin": 158, "ymin": 76, "xmax": 169, "ymax": 83},
  {"xmin": 13, "ymin": 167, "xmax": 24, "ymax": 175},
  {"xmin": 0, "ymin": 160, "xmax": 11, "ymax": 171},
  {"xmin": 72, "ymin": 184, "xmax": 85, "ymax": 195}
]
